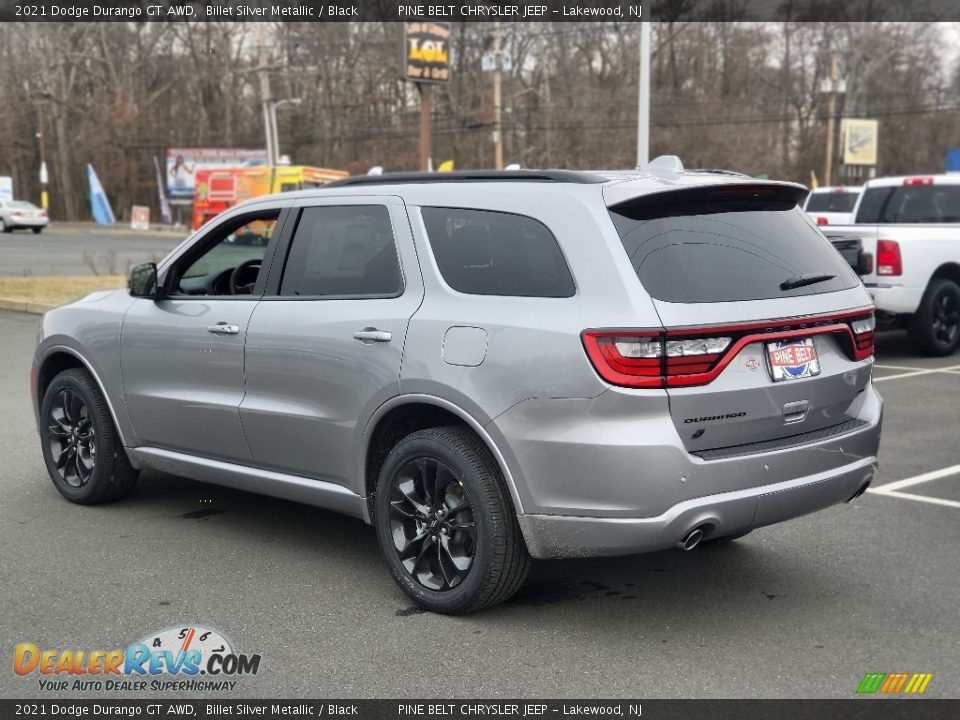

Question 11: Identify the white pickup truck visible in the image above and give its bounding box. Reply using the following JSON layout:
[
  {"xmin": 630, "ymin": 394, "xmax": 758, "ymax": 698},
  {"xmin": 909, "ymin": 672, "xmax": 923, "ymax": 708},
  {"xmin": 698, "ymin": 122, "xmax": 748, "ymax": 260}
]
[{"xmin": 826, "ymin": 174, "xmax": 960, "ymax": 356}]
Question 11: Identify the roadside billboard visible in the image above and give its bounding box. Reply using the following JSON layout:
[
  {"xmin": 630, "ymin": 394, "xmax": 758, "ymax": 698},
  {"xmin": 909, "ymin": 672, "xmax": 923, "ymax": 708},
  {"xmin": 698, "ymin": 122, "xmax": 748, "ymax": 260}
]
[
  {"xmin": 404, "ymin": 22, "xmax": 451, "ymax": 83},
  {"xmin": 840, "ymin": 119, "xmax": 879, "ymax": 166},
  {"xmin": 165, "ymin": 147, "xmax": 267, "ymax": 200},
  {"xmin": 0, "ymin": 176, "xmax": 12, "ymax": 201}
]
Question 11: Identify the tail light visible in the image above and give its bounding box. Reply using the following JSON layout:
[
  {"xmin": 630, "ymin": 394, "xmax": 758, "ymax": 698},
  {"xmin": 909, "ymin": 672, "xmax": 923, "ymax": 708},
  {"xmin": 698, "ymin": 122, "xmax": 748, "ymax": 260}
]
[
  {"xmin": 877, "ymin": 240, "xmax": 902, "ymax": 276},
  {"xmin": 850, "ymin": 314, "xmax": 876, "ymax": 359},
  {"xmin": 816, "ymin": 216, "xmax": 829, "ymax": 225},
  {"xmin": 903, "ymin": 177, "xmax": 934, "ymax": 186},
  {"xmin": 11, "ymin": 211, "xmax": 22, "ymax": 217},
  {"xmin": 582, "ymin": 310, "xmax": 875, "ymax": 388},
  {"xmin": 39, "ymin": 211, "xmax": 47, "ymax": 217}
]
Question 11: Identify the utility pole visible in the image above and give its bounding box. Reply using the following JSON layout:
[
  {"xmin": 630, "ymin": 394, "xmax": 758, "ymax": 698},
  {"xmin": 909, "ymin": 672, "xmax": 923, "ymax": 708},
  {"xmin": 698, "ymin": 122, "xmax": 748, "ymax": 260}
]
[
  {"xmin": 256, "ymin": 23, "xmax": 274, "ymax": 168},
  {"xmin": 492, "ymin": 22, "xmax": 504, "ymax": 170},
  {"xmin": 823, "ymin": 54, "xmax": 839, "ymax": 187},
  {"xmin": 418, "ymin": 84, "xmax": 431, "ymax": 172},
  {"xmin": 636, "ymin": 21, "xmax": 651, "ymax": 168},
  {"xmin": 36, "ymin": 103, "xmax": 48, "ymax": 211}
]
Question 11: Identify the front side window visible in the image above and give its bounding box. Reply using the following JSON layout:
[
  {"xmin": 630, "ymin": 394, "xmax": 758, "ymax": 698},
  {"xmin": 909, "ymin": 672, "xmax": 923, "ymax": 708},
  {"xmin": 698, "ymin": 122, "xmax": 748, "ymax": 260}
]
[
  {"xmin": 420, "ymin": 207, "xmax": 575, "ymax": 297},
  {"xmin": 172, "ymin": 214, "xmax": 278, "ymax": 296},
  {"xmin": 279, "ymin": 205, "xmax": 402, "ymax": 297}
]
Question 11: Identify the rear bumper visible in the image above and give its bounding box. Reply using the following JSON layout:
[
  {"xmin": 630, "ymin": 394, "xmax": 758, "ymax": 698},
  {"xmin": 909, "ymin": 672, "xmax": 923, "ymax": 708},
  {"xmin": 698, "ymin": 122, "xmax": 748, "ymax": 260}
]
[
  {"xmin": 6, "ymin": 217, "xmax": 48, "ymax": 228},
  {"xmin": 488, "ymin": 380, "xmax": 883, "ymax": 559},
  {"xmin": 518, "ymin": 456, "xmax": 877, "ymax": 559}
]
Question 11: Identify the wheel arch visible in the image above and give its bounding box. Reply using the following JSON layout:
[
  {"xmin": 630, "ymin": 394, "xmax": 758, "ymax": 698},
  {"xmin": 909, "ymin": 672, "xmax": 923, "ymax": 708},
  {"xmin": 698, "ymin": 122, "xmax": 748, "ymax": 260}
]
[
  {"xmin": 930, "ymin": 262, "xmax": 960, "ymax": 288},
  {"xmin": 36, "ymin": 346, "xmax": 131, "ymax": 447},
  {"xmin": 360, "ymin": 395, "xmax": 525, "ymax": 522}
]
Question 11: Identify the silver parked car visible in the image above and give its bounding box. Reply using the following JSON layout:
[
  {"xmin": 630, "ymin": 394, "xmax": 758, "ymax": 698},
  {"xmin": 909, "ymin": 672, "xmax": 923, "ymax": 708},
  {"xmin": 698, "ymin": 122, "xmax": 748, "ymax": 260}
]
[
  {"xmin": 32, "ymin": 159, "xmax": 882, "ymax": 613},
  {"xmin": 0, "ymin": 199, "xmax": 48, "ymax": 233}
]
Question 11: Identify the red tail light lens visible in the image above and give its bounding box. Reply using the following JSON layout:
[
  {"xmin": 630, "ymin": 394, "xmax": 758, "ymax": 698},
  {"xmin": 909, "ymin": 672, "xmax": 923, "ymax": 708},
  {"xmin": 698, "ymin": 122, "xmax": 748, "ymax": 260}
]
[
  {"xmin": 877, "ymin": 240, "xmax": 902, "ymax": 276},
  {"xmin": 583, "ymin": 310, "xmax": 875, "ymax": 388},
  {"xmin": 582, "ymin": 332, "xmax": 663, "ymax": 388},
  {"xmin": 850, "ymin": 314, "xmax": 876, "ymax": 360},
  {"xmin": 816, "ymin": 216, "xmax": 829, "ymax": 225}
]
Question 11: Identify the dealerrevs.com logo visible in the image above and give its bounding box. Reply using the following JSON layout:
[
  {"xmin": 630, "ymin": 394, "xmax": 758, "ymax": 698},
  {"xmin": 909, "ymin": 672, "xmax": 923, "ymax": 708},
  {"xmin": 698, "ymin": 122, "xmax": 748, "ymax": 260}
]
[{"xmin": 14, "ymin": 625, "xmax": 261, "ymax": 692}]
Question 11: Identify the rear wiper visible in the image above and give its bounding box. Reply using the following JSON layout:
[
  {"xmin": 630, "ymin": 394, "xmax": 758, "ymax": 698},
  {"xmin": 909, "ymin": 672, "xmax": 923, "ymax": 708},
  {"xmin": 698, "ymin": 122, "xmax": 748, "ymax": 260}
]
[{"xmin": 780, "ymin": 273, "xmax": 836, "ymax": 291}]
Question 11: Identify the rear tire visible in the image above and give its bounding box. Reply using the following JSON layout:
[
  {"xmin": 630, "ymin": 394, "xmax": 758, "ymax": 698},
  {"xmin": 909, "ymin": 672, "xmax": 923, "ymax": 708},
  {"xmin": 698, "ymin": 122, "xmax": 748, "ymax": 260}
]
[
  {"xmin": 374, "ymin": 426, "xmax": 530, "ymax": 614},
  {"xmin": 908, "ymin": 279, "xmax": 960, "ymax": 356},
  {"xmin": 39, "ymin": 369, "xmax": 139, "ymax": 505},
  {"xmin": 32, "ymin": 226, "xmax": 43, "ymax": 234}
]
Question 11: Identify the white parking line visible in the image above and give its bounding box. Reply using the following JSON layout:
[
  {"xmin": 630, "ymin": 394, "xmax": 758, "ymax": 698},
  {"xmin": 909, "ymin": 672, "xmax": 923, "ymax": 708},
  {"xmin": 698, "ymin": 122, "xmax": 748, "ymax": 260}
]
[
  {"xmin": 873, "ymin": 364, "xmax": 960, "ymax": 383},
  {"xmin": 867, "ymin": 465, "xmax": 960, "ymax": 508},
  {"xmin": 874, "ymin": 363, "xmax": 928, "ymax": 372},
  {"xmin": 867, "ymin": 490, "xmax": 960, "ymax": 509},
  {"xmin": 870, "ymin": 464, "xmax": 960, "ymax": 493}
]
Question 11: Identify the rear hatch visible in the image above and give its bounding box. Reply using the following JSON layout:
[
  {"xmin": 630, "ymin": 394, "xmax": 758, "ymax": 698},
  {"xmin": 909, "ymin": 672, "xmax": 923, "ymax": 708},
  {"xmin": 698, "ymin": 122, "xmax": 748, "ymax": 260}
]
[{"xmin": 599, "ymin": 182, "xmax": 875, "ymax": 454}]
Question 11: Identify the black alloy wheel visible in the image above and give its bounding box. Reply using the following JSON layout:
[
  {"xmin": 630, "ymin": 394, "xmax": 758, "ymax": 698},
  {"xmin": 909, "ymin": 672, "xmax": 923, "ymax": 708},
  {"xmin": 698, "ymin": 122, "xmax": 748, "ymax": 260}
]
[
  {"xmin": 910, "ymin": 279, "xmax": 960, "ymax": 356},
  {"xmin": 39, "ymin": 368, "xmax": 139, "ymax": 504},
  {"xmin": 47, "ymin": 387, "xmax": 96, "ymax": 487},
  {"xmin": 375, "ymin": 426, "xmax": 530, "ymax": 614},
  {"xmin": 388, "ymin": 456, "xmax": 477, "ymax": 591}
]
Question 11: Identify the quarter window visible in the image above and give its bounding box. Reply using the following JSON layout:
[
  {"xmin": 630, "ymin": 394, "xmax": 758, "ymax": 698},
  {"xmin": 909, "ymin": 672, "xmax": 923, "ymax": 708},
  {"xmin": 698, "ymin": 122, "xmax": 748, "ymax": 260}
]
[
  {"xmin": 420, "ymin": 207, "xmax": 575, "ymax": 297},
  {"xmin": 279, "ymin": 206, "xmax": 402, "ymax": 297}
]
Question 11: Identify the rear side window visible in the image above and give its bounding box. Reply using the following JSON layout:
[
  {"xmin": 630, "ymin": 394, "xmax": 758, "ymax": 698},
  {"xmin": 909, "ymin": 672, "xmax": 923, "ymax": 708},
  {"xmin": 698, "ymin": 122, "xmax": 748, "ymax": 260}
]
[
  {"xmin": 420, "ymin": 207, "xmax": 575, "ymax": 297},
  {"xmin": 279, "ymin": 205, "xmax": 402, "ymax": 297},
  {"xmin": 855, "ymin": 185, "xmax": 960, "ymax": 223},
  {"xmin": 805, "ymin": 191, "xmax": 859, "ymax": 213},
  {"xmin": 609, "ymin": 186, "xmax": 859, "ymax": 303}
]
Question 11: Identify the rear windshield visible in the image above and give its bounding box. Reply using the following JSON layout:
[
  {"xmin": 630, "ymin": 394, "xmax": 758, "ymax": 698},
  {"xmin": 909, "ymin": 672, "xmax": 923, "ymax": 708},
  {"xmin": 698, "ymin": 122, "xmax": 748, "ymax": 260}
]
[
  {"xmin": 855, "ymin": 185, "xmax": 960, "ymax": 224},
  {"xmin": 609, "ymin": 187, "xmax": 859, "ymax": 303},
  {"xmin": 805, "ymin": 191, "xmax": 858, "ymax": 213}
]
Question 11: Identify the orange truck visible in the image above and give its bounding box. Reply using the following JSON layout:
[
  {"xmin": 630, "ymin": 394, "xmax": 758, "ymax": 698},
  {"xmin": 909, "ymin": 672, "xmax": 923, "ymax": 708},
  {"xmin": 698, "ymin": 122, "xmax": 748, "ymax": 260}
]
[{"xmin": 192, "ymin": 165, "xmax": 348, "ymax": 230}]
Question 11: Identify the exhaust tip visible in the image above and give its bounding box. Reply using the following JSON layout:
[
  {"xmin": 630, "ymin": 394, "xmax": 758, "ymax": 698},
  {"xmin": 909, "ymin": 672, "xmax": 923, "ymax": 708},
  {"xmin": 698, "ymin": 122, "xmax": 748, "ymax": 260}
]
[
  {"xmin": 678, "ymin": 527, "xmax": 705, "ymax": 551},
  {"xmin": 846, "ymin": 480, "xmax": 872, "ymax": 503}
]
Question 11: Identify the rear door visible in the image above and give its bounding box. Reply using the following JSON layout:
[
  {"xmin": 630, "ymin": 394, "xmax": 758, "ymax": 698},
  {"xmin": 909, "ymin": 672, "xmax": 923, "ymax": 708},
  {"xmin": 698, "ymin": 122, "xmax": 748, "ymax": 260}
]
[
  {"xmin": 240, "ymin": 196, "xmax": 423, "ymax": 487},
  {"xmin": 606, "ymin": 183, "xmax": 874, "ymax": 454}
]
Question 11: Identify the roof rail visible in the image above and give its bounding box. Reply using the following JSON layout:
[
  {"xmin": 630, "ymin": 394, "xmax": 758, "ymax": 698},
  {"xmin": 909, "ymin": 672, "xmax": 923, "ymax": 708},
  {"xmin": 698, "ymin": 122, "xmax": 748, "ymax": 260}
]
[{"xmin": 325, "ymin": 170, "xmax": 606, "ymax": 187}]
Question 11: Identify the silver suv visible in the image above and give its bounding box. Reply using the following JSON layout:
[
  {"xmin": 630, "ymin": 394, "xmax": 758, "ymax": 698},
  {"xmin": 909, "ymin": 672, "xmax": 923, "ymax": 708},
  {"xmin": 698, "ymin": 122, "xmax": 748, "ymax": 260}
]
[{"xmin": 32, "ymin": 159, "xmax": 882, "ymax": 614}]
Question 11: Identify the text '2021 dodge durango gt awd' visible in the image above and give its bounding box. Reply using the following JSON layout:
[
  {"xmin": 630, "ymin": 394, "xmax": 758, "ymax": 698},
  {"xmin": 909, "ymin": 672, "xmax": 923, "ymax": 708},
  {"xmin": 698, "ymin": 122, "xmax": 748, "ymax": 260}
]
[{"xmin": 32, "ymin": 159, "xmax": 882, "ymax": 613}]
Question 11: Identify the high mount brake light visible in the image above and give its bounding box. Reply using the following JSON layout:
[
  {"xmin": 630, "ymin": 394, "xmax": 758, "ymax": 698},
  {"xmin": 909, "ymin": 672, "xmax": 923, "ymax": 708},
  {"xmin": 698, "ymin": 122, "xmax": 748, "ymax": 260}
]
[
  {"xmin": 903, "ymin": 177, "xmax": 934, "ymax": 186},
  {"xmin": 582, "ymin": 310, "xmax": 875, "ymax": 388},
  {"xmin": 877, "ymin": 240, "xmax": 902, "ymax": 276}
]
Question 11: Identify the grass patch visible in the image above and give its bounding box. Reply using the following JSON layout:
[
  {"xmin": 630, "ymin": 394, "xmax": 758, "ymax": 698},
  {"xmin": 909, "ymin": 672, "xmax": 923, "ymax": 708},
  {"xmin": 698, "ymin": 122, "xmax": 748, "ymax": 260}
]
[{"xmin": 0, "ymin": 275, "xmax": 125, "ymax": 308}]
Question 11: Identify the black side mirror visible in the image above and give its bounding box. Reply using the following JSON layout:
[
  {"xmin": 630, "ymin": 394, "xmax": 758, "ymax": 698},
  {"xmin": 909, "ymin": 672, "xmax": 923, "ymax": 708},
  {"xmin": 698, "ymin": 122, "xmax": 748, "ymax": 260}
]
[{"xmin": 128, "ymin": 262, "xmax": 158, "ymax": 299}]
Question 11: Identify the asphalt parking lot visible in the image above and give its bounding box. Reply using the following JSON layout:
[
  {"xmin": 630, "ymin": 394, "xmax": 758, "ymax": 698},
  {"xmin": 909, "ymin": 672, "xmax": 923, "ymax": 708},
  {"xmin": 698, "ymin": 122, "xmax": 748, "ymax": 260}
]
[
  {"xmin": 0, "ymin": 226, "xmax": 185, "ymax": 276},
  {"xmin": 1, "ymin": 311, "xmax": 958, "ymax": 699}
]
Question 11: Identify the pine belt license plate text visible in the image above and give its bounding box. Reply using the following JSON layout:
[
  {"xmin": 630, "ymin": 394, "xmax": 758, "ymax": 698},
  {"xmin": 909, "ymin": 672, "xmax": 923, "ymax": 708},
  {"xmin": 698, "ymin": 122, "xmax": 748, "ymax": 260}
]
[{"xmin": 767, "ymin": 338, "xmax": 820, "ymax": 382}]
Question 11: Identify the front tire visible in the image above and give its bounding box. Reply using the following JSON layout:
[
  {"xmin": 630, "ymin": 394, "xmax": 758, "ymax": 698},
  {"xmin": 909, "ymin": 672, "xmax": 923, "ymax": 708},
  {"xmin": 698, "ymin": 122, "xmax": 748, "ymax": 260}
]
[
  {"xmin": 374, "ymin": 426, "xmax": 530, "ymax": 614},
  {"xmin": 0, "ymin": 219, "xmax": 8, "ymax": 233},
  {"xmin": 909, "ymin": 279, "xmax": 960, "ymax": 356},
  {"xmin": 39, "ymin": 368, "xmax": 139, "ymax": 504}
]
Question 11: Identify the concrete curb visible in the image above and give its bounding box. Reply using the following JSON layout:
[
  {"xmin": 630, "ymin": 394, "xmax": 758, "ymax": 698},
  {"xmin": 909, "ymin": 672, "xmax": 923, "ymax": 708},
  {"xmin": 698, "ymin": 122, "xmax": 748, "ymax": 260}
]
[{"xmin": 0, "ymin": 298, "xmax": 55, "ymax": 315}]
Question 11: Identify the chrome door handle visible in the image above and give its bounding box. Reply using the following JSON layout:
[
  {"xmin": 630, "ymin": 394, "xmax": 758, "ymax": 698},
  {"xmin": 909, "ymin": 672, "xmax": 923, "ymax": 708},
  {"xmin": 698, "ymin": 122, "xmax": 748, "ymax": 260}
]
[
  {"xmin": 207, "ymin": 323, "xmax": 240, "ymax": 335},
  {"xmin": 353, "ymin": 328, "xmax": 392, "ymax": 343}
]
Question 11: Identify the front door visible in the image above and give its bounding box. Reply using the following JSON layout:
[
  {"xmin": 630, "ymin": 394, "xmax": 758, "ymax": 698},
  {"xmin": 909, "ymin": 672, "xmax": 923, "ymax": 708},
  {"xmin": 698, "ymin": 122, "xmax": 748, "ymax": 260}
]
[{"xmin": 120, "ymin": 210, "xmax": 285, "ymax": 463}]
